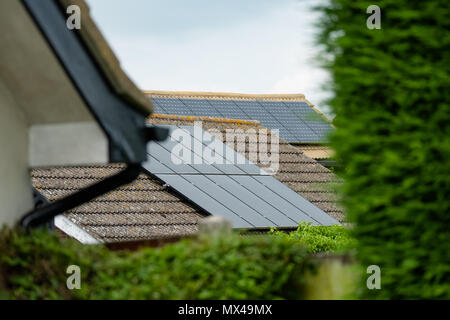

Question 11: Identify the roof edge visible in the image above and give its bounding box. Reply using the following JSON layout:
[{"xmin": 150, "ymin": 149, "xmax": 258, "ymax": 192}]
[
  {"xmin": 143, "ymin": 90, "xmax": 306, "ymax": 101},
  {"xmin": 54, "ymin": 215, "xmax": 101, "ymax": 244},
  {"xmin": 302, "ymin": 98, "xmax": 335, "ymax": 127},
  {"xmin": 149, "ymin": 113, "xmax": 261, "ymax": 126},
  {"xmin": 58, "ymin": 0, "xmax": 153, "ymax": 115}
]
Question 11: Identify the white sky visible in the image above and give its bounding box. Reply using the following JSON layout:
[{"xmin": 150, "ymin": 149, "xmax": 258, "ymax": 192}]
[{"xmin": 86, "ymin": 0, "xmax": 331, "ymax": 115}]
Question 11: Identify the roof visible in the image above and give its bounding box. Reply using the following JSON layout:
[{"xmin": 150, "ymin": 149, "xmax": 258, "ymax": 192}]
[
  {"xmin": 148, "ymin": 114, "xmax": 344, "ymax": 221},
  {"xmin": 142, "ymin": 124, "xmax": 339, "ymax": 228},
  {"xmin": 295, "ymin": 145, "xmax": 335, "ymax": 160},
  {"xmin": 58, "ymin": 0, "xmax": 153, "ymax": 115},
  {"xmin": 13, "ymin": 0, "xmax": 154, "ymax": 164},
  {"xmin": 32, "ymin": 115, "xmax": 343, "ymax": 243},
  {"xmin": 144, "ymin": 90, "xmax": 308, "ymax": 102},
  {"xmin": 144, "ymin": 90, "xmax": 333, "ymax": 144},
  {"xmin": 32, "ymin": 165, "xmax": 204, "ymax": 243}
]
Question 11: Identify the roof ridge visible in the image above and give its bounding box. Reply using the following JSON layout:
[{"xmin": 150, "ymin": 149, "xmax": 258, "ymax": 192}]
[{"xmin": 143, "ymin": 90, "xmax": 306, "ymax": 101}]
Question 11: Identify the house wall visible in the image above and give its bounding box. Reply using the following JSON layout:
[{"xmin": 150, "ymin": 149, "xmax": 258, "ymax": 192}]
[{"xmin": 0, "ymin": 80, "xmax": 34, "ymax": 227}]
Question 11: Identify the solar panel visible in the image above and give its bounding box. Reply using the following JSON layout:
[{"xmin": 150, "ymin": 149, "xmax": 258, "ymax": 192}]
[
  {"xmin": 252, "ymin": 175, "xmax": 338, "ymax": 225},
  {"xmin": 151, "ymin": 97, "xmax": 192, "ymax": 115},
  {"xmin": 232, "ymin": 100, "xmax": 295, "ymax": 141},
  {"xmin": 154, "ymin": 173, "xmax": 253, "ymax": 228},
  {"xmin": 232, "ymin": 175, "xmax": 319, "ymax": 225},
  {"xmin": 149, "ymin": 97, "xmax": 334, "ymax": 143},
  {"xmin": 206, "ymin": 99, "xmax": 251, "ymax": 120},
  {"xmin": 258, "ymin": 101, "xmax": 318, "ymax": 142},
  {"xmin": 149, "ymin": 98, "xmax": 167, "ymax": 113},
  {"xmin": 282, "ymin": 101, "xmax": 333, "ymax": 142},
  {"xmin": 141, "ymin": 124, "xmax": 340, "ymax": 228},
  {"xmin": 180, "ymin": 99, "xmax": 223, "ymax": 118},
  {"xmin": 210, "ymin": 175, "xmax": 297, "ymax": 226}
]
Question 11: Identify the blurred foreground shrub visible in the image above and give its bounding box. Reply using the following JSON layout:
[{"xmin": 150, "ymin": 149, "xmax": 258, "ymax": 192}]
[
  {"xmin": 316, "ymin": 0, "xmax": 450, "ymax": 298},
  {"xmin": 0, "ymin": 228, "xmax": 318, "ymax": 299}
]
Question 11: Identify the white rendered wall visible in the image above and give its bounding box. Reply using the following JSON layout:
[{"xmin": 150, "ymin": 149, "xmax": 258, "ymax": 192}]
[{"xmin": 0, "ymin": 80, "xmax": 34, "ymax": 226}]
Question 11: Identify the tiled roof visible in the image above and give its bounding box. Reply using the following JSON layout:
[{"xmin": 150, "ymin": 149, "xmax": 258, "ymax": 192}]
[
  {"xmin": 148, "ymin": 114, "xmax": 344, "ymax": 222},
  {"xmin": 32, "ymin": 115, "xmax": 344, "ymax": 243},
  {"xmin": 32, "ymin": 165, "xmax": 204, "ymax": 243},
  {"xmin": 295, "ymin": 145, "xmax": 335, "ymax": 160}
]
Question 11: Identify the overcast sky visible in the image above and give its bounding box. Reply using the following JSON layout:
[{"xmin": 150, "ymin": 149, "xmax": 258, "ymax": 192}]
[{"xmin": 86, "ymin": 0, "xmax": 331, "ymax": 115}]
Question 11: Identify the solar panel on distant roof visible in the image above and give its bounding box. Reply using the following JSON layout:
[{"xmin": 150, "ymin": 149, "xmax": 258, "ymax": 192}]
[{"xmin": 149, "ymin": 97, "xmax": 333, "ymax": 143}]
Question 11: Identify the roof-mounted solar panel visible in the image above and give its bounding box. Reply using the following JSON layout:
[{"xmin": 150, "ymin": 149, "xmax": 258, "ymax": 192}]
[
  {"xmin": 142, "ymin": 124, "xmax": 340, "ymax": 228},
  {"xmin": 149, "ymin": 97, "xmax": 333, "ymax": 143}
]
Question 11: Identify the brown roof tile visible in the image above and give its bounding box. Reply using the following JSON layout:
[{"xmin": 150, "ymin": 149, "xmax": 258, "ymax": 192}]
[
  {"xmin": 295, "ymin": 145, "xmax": 335, "ymax": 160},
  {"xmin": 31, "ymin": 166, "xmax": 206, "ymax": 243}
]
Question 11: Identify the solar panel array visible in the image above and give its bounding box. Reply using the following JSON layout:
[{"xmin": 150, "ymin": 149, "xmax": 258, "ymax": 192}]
[
  {"xmin": 142, "ymin": 125, "xmax": 340, "ymax": 228},
  {"xmin": 150, "ymin": 97, "xmax": 333, "ymax": 143}
]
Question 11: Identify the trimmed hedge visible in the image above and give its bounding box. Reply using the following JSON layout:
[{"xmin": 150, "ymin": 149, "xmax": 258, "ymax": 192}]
[
  {"xmin": 0, "ymin": 228, "xmax": 315, "ymax": 300},
  {"xmin": 270, "ymin": 223, "xmax": 356, "ymax": 253},
  {"xmin": 316, "ymin": 1, "xmax": 450, "ymax": 298}
]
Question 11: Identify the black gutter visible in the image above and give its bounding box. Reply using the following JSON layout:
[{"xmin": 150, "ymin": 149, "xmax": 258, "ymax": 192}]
[
  {"xmin": 18, "ymin": 0, "xmax": 172, "ymax": 228},
  {"xmin": 21, "ymin": 127, "xmax": 169, "ymax": 229},
  {"xmin": 22, "ymin": 0, "xmax": 149, "ymax": 163}
]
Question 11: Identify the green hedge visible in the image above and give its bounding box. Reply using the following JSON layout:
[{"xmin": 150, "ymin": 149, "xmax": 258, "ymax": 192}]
[
  {"xmin": 0, "ymin": 228, "xmax": 317, "ymax": 300},
  {"xmin": 316, "ymin": 1, "xmax": 450, "ymax": 298},
  {"xmin": 270, "ymin": 223, "xmax": 356, "ymax": 254}
]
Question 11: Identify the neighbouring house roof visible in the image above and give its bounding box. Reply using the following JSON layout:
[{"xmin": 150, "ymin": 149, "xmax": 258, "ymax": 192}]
[
  {"xmin": 31, "ymin": 115, "xmax": 344, "ymax": 244},
  {"xmin": 144, "ymin": 90, "xmax": 334, "ymax": 144},
  {"xmin": 295, "ymin": 145, "xmax": 335, "ymax": 160}
]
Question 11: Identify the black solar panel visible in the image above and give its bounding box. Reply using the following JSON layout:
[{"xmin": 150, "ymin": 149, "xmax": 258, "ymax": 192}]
[
  {"xmin": 141, "ymin": 124, "xmax": 340, "ymax": 228},
  {"xmin": 207, "ymin": 100, "xmax": 250, "ymax": 120},
  {"xmin": 180, "ymin": 99, "xmax": 222, "ymax": 118},
  {"xmin": 150, "ymin": 99, "xmax": 167, "ymax": 113},
  {"xmin": 149, "ymin": 97, "xmax": 333, "ymax": 143},
  {"xmin": 283, "ymin": 101, "xmax": 332, "ymax": 142}
]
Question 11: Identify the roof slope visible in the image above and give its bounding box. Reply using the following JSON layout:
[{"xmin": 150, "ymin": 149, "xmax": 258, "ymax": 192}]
[
  {"xmin": 32, "ymin": 165, "xmax": 204, "ymax": 243},
  {"xmin": 145, "ymin": 91, "xmax": 333, "ymax": 143},
  {"xmin": 148, "ymin": 115, "xmax": 344, "ymax": 222}
]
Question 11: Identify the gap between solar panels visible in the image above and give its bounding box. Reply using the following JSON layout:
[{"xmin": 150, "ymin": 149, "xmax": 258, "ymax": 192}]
[{"xmin": 141, "ymin": 124, "xmax": 340, "ymax": 229}]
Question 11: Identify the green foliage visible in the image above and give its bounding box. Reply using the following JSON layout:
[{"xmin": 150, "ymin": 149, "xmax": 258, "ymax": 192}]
[
  {"xmin": 0, "ymin": 228, "xmax": 315, "ymax": 300},
  {"xmin": 316, "ymin": 1, "xmax": 450, "ymax": 298},
  {"xmin": 87, "ymin": 234, "xmax": 313, "ymax": 299},
  {"xmin": 0, "ymin": 228, "xmax": 110, "ymax": 299},
  {"xmin": 270, "ymin": 223, "xmax": 356, "ymax": 253}
]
